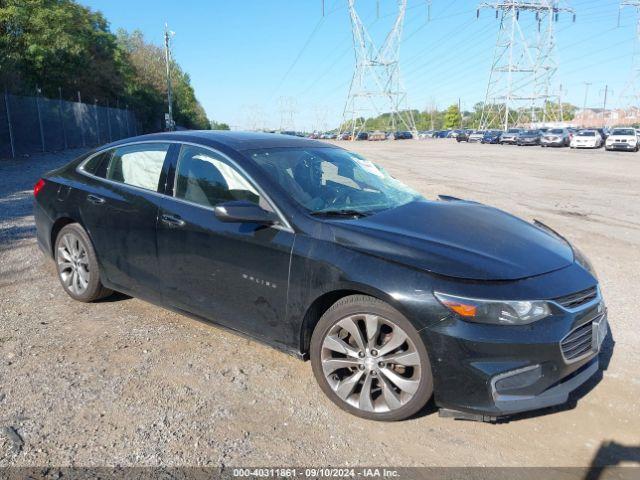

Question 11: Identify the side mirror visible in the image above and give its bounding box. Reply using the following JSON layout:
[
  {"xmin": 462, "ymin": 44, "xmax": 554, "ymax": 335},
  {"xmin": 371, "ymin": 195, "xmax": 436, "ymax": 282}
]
[{"xmin": 214, "ymin": 200, "xmax": 279, "ymax": 225}]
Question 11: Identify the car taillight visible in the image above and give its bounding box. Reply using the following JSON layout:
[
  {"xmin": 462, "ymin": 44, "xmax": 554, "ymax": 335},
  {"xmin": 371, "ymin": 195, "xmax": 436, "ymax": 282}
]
[{"xmin": 33, "ymin": 178, "xmax": 46, "ymax": 197}]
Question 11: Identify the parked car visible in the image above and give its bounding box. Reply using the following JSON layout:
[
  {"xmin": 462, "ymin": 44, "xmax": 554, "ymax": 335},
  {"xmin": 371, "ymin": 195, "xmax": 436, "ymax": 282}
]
[
  {"xmin": 339, "ymin": 132, "xmax": 352, "ymax": 141},
  {"xmin": 540, "ymin": 128, "xmax": 570, "ymax": 147},
  {"xmin": 468, "ymin": 130, "xmax": 485, "ymax": 143},
  {"xmin": 356, "ymin": 132, "xmax": 369, "ymax": 141},
  {"xmin": 394, "ymin": 131, "xmax": 413, "ymax": 140},
  {"xmin": 436, "ymin": 130, "xmax": 450, "ymax": 138},
  {"xmin": 596, "ymin": 128, "xmax": 609, "ymax": 143},
  {"xmin": 368, "ymin": 131, "xmax": 386, "ymax": 141},
  {"xmin": 570, "ymin": 130, "xmax": 603, "ymax": 149},
  {"xmin": 481, "ymin": 130, "xmax": 502, "ymax": 144},
  {"xmin": 516, "ymin": 130, "xmax": 542, "ymax": 146},
  {"xmin": 34, "ymin": 131, "xmax": 606, "ymax": 422},
  {"xmin": 604, "ymin": 128, "xmax": 639, "ymax": 151},
  {"xmin": 456, "ymin": 131, "xmax": 470, "ymax": 142},
  {"xmin": 499, "ymin": 128, "xmax": 523, "ymax": 145}
]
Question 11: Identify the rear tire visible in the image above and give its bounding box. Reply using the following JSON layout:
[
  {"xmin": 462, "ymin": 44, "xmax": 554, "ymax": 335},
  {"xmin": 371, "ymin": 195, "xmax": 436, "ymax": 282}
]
[
  {"xmin": 310, "ymin": 295, "xmax": 433, "ymax": 421},
  {"xmin": 54, "ymin": 223, "xmax": 113, "ymax": 302}
]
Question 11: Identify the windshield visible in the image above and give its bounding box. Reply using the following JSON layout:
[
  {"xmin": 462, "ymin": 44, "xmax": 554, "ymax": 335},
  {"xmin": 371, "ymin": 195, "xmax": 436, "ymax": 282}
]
[
  {"xmin": 549, "ymin": 129, "xmax": 564, "ymax": 134},
  {"xmin": 523, "ymin": 130, "xmax": 539, "ymax": 135},
  {"xmin": 507, "ymin": 129, "xmax": 520, "ymax": 133},
  {"xmin": 611, "ymin": 129, "xmax": 635, "ymax": 136},
  {"xmin": 248, "ymin": 147, "xmax": 424, "ymax": 215},
  {"xmin": 577, "ymin": 131, "xmax": 596, "ymax": 137}
]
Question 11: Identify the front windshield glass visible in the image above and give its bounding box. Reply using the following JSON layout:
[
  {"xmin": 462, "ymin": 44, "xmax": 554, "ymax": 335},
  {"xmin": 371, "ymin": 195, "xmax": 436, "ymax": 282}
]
[
  {"xmin": 611, "ymin": 129, "xmax": 635, "ymax": 136},
  {"xmin": 524, "ymin": 130, "xmax": 539, "ymax": 134},
  {"xmin": 550, "ymin": 129, "xmax": 564, "ymax": 134},
  {"xmin": 578, "ymin": 131, "xmax": 596, "ymax": 137},
  {"xmin": 248, "ymin": 147, "xmax": 424, "ymax": 215}
]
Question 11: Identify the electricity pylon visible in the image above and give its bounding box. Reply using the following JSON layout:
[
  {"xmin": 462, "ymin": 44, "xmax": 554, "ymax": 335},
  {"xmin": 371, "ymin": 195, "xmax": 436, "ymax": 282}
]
[
  {"xmin": 619, "ymin": 1, "xmax": 640, "ymax": 108},
  {"xmin": 339, "ymin": 0, "xmax": 417, "ymax": 139},
  {"xmin": 478, "ymin": 1, "xmax": 574, "ymax": 130},
  {"xmin": 278, "ymin": 96, "xmax": 297, "ymax": 132}
]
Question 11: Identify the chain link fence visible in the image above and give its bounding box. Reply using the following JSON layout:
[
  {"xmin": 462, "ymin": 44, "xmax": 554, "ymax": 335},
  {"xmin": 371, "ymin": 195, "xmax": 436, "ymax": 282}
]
[{"xmin": 0, "ymin": 91, "xmax": 139, "ymax": 160}]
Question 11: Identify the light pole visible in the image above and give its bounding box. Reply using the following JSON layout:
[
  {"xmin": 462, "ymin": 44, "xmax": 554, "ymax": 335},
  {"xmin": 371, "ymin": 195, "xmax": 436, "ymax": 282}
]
[{"xmin": 164, "ymin": 23, "xmax": 175, "ymax": 131}]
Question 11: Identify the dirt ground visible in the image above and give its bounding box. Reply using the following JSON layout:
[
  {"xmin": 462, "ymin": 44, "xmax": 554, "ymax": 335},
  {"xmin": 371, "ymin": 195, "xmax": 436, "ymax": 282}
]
[{"xmin": 0, "ymin": 141, "xmax": 638, "ymax": 468}]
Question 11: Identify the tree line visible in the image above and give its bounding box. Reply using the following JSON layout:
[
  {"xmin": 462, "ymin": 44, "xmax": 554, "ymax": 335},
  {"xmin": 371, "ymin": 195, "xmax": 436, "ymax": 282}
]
[
  {"xmin": 340, "ymin": 101, "xmax": 578, "ymax": 132},
  {"xmin": 0, "ymin": 0, "xmax": 228, "ymax": 132}
]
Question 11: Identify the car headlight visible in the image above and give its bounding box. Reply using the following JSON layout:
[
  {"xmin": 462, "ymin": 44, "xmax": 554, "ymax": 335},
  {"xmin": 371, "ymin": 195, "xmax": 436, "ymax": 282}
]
[
  {"xmin": 434, "ymin": 292, "xmax": 552, "ymax": 325},
  {"xmin": 573, "ymin": 245, "xmax": 598, "ymax": 279}
]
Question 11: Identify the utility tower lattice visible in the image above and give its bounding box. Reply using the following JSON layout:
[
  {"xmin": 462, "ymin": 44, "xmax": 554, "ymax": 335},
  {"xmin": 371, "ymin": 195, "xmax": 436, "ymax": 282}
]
[
  {"xmin": 478, "ymin": 1, "xmax": 574, "ymax": 130},
  {"xmin": 340, "ymin": 0, "xmax": 417, "ymax": 139},
  {"xmin": 619, "ymin": 1, "xmax": 640, "ymax": 109},
  {"xmin": 278, "ymin": 97, "xmax": 298, "ymax": 132}
]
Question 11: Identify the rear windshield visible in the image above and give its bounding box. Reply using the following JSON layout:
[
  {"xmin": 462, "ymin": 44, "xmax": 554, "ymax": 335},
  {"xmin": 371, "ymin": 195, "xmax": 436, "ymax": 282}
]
[
  {"xmin": 611, "ymin": 129, "xmax": 635, "ymax": 136},
  {"xmin": 577, "ymin": 131, "xmax": 596, "ymax": 137}
]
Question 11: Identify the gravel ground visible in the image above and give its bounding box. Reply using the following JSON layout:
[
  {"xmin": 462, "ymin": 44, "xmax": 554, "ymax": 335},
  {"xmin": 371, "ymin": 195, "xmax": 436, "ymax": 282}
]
[{"xmin": 0, "ymin": 141, "xmax": 638, "ymax": 468}]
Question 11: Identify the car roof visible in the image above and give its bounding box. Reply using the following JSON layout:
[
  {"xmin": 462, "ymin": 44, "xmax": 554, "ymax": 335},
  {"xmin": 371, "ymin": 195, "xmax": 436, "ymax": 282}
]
[{"xmin": 100, "ymin": 130, "xmax": 338, "ymax": 152}]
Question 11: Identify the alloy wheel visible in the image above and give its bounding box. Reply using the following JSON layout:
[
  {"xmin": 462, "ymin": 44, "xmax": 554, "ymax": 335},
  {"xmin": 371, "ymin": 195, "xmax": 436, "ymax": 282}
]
[
  {"xmin": 320, "ymin": 314, "xmax": 422, "ymax": 413},
  {"xmin": 57, "ymin": 232, "xmax": 90, "ymax": 296}
]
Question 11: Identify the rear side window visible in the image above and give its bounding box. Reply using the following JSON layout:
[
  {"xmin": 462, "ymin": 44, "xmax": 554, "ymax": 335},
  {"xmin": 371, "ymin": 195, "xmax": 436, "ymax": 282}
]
[
  {"xmin": 105, "ymin": 143, "xmax": 170, "ymax": 192},
  {"xmin": 82, "ymin": 150, "xmax": 113, "ymax": 178}
]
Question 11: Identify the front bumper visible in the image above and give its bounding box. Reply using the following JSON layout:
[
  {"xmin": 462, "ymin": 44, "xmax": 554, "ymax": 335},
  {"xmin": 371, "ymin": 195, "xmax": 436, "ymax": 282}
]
[
  {"xmin": 606, "ymin": 142, "xmax": 636, "ymax": 150},
  {"xmin": 423, "ymin": 290, "xmax": 607, "ymax": 418},
  {"xmin": 541, "ymin": 139, "xmax": 565, "ymax": 146}
]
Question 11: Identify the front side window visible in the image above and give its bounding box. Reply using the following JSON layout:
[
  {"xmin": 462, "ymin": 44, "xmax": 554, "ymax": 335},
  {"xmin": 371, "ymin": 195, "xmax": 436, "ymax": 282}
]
[
  {"xmin": 174, "ymin": 145, "xmax": 261, "ymax": 208},
  {"xmin": 249, "ymin": 147, "xmax": 423, "ymax": 215},
  {"xmin": 106, "ymin": 143, "xmax": 170, "ymax": 191}
]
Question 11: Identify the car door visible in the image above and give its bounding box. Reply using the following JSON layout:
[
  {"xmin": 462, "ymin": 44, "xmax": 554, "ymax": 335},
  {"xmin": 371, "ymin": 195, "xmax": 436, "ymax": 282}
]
[
  {"xmin": 78, "ymin": 142, "xmax": 172, "ymax": 300},
  {"xmin": 155, "ymin": 143, "xmax": 295, "ymax": 346}
]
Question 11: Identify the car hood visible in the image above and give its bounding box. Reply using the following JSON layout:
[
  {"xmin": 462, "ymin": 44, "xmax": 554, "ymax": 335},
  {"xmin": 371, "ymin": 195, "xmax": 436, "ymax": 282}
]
[{"xmin": 326, "ymin": 200, "xmax": 574, "ymax": 281}]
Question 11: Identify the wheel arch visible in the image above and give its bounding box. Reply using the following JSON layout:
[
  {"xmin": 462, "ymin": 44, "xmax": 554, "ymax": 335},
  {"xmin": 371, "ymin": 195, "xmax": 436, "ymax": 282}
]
[
  {"xmin": 298, "ymin": 284, "xmax": 407, "ymax": 359},
  {"xmin": 50, "ymin": 216, "xmax": 82, "ymax": 257}
]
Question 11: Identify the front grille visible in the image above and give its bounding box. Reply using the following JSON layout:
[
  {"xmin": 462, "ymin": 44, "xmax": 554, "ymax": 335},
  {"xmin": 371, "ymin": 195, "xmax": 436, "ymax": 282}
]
[
  {"xmin": 561, "ymin": 320, "xmax": 594, "ymax": 361},
  {"xmin": 554, "ymin": 286, "xmax": 598, "ymax": 309}
]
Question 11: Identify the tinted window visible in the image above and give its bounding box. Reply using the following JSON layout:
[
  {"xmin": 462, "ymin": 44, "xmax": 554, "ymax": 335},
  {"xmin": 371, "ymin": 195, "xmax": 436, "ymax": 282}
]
[
  {"xmin": 550, "ymin": 129, "xmax": 564, "ymax": 134},
  {"xmin": 612, "ymin": 129, "xmax": 635, "ymax": 136},
  {"xmin": 82, "ymin": 150, "xmax": 113, "ymax": 178},
  {"xmin": 577, "ymin": 131, "xmax": 596, "ymax": 137},
  {"xmin": 105, "ymin": 143, "xmax": 169, "ymax": 191},
  {"xmin": 175, "ymin": 145, "xmax": 261, "ymax": 208}
]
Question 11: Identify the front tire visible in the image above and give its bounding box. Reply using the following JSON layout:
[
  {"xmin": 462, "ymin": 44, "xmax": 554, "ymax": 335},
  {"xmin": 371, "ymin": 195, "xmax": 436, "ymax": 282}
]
[
  {"xmin": 54, "ymin": 223, "xmax": 113, "ymax": 302},
  {"xmin": 310, "ymin": 295, "xmax": 433, "ymax": 421}
]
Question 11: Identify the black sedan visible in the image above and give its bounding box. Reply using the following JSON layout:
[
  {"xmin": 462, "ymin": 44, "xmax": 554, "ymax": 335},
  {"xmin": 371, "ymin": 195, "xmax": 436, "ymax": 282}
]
[
  {"xmin": 34, "ymin": 131, "xmax": 607, "ymax": 421},
  {"xmin": 517, "ymin": 129, "xmax": 542, "ymax": 146}
]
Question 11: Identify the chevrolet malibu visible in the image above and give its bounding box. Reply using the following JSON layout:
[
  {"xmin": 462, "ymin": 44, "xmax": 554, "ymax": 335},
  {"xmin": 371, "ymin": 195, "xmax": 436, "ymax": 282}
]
[{"xmin": 34, "ymin": 131, "xmax": 608, "ymax": 421}]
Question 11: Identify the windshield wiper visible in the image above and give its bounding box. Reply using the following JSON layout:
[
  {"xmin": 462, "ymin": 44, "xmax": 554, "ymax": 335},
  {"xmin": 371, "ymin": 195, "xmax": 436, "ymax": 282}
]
[{"xmin": 310, "ymin": 209, "xmax": 370, "ymax": 218}]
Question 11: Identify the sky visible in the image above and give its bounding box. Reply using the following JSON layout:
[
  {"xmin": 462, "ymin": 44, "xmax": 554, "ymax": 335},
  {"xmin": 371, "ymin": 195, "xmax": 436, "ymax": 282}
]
[{"xmin": 80, "ymin": 0, "xmax": 637, "ymax": 131}]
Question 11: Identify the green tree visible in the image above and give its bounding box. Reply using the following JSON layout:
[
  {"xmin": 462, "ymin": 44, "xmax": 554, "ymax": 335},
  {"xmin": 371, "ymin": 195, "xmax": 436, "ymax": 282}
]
[
  {"xmin": 210, "ymin": 121, "xmax": 230, "ymax": 130},
  {"xmin": 443, "ymin": 104, "xmax": 462, "ymax": 129},
  {"xmin": 0, "ymin": 1, "xmax": 220, "ymax": 133}
]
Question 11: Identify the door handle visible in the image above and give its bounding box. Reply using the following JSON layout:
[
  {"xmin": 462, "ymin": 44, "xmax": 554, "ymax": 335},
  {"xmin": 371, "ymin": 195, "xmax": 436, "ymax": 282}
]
[
  {"xmin": 87, "ymin": 194, "xmax": 105, "ymax": 205},
  {"xmin": 161, "ymin": 213, "xmax": 186, "ymax": 227}
]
